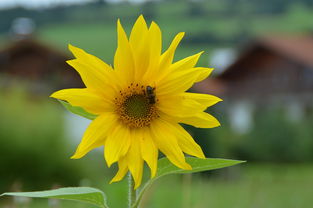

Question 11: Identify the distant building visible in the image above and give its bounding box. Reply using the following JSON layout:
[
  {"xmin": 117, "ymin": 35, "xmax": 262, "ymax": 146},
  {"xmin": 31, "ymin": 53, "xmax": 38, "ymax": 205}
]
[
  {"xmin": 218, "ymin": 36, "xmax": 313, "ymax": 101},
  {"xmin": 0, "ymin": 39, "xmax": 83, "ymax": 94},
  {"xmin": 194, "ymin": 35, "xmax": 313, "ymax": 132},
  {"xmin": 196, "ymin": 36, "xmax": 313, "ymax": 100},
  {"xmin": 0, "ymin": 38, "xmax": 90, "ymax": 145},
  {"xmin": 0, "ymin": 19, "xmax": 87, "ymax": 146},
  {"xmin": 209, "ymin": 48, "xmax": 237, "ymax": 75}
]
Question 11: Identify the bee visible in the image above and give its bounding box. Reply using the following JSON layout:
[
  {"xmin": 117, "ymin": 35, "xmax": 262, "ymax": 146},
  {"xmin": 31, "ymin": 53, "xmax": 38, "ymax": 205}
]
[{"xmin": 146, "ymin": 86, "xmax": 156, "ymax": 104}]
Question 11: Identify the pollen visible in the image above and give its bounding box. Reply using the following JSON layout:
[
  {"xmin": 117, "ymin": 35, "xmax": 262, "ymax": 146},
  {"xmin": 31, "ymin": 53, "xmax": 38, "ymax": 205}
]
[{"xmin": 115, "ymin": 83, "xmax": 158, "ymax": 128}]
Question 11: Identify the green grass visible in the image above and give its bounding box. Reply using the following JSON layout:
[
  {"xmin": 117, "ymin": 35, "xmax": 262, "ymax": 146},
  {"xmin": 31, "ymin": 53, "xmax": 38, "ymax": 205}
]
[
  {"xmin": 25, "ymin": 1, "xmax": 313, "ymax": 70},
  {"xmin": 38, "ymin": 22, "xmax": 116, "ymax": 62},
  {"xmin": 36, "ymin": 20, "xmax": 214, "ymax": 68},
  {"xmin": 0, "ymin": 1, "xmax": 312, "ymax": 68},
  {"xmin": 2, "ymin": 164, "xmax": 313, "ymax": 208},
  {"xmin": 144, "ymin": 164, "xmax": 313, "ymax": 208}
]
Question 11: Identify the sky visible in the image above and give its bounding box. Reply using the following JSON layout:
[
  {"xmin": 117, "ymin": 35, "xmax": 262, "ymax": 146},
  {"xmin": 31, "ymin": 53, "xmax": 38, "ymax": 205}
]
[
  {"xmin": 0, "ymin": 0, "xmax": 91, "ymax": 9},
  {"xmin": 0, "ymin": 0, "xmax": 148, "ymax": 9}
]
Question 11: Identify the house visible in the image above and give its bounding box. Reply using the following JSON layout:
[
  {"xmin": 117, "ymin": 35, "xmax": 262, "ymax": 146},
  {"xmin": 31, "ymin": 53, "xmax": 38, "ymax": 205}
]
[
  {"xmin": 0, "ymin": 39, "xmax": 83, "ymax": 94},
  {"xmin": 196, "ymin": 35, "xmax": 313, "ymax": 101},
  {"xmin": 193, "ymin": 35, "xmax": 313, "ymax": 132}
]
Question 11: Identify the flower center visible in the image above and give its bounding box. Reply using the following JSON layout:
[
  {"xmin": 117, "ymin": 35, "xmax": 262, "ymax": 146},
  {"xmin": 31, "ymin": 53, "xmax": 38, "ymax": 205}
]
[
  {"xmin": 115, "ymin": 83, "xmax": 158, "ymax": 128},
  {"xmin": 124, "ymin": 94, "xmax": 150, "ymax": 118}
]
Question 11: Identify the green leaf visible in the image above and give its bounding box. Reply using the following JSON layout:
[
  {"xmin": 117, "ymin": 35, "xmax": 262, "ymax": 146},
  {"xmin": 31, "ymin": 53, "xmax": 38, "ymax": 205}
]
[
  {"xmin": 133, "ymin": 157, "xmax": 245, "ymax": 208},
  {"xmin": 156, "ymin": 157, "xmax": 245, "ymax": 178},
  {"xmin": 1, "ymin": 187, "xmax": 109, "ymax": 208},
  {"xmin": 59, "ymin": 100, "xmax": 97, "ymax": 120}
]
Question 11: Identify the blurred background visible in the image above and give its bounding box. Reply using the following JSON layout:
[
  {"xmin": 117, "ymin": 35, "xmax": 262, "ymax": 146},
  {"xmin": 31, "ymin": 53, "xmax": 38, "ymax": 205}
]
[{"xmin": 0, "ymin": 0, "xmax": 313, "ymax": 207}]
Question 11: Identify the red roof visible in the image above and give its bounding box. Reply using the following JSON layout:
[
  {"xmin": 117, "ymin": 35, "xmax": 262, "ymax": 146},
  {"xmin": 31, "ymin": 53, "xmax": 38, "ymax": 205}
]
[
  {"xmin": 193, "ymin": 35, "xmax": 313, "ymax": 95},
  {"xmin": 259, "ymin": 35, "xmax": 313, "ymax": 68}
]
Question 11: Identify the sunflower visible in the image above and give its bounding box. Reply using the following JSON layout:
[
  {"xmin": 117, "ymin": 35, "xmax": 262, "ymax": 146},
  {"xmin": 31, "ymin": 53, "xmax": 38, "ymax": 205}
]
[{"xmin": 50, "ymin": 15, "xmax": 222, "ymax": 189}]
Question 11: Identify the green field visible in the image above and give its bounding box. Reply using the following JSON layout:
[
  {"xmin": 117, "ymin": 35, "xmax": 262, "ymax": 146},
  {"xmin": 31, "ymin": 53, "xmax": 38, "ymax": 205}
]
[
  {"xmin": 36, "ymin": 21, "xmax": 214, "ymax": 68},
  {"xmin": 1, "ymin": 1, "xmax": 313, "ymax": 68},
  {"xmin": 2, "ymin": 164, "xmax": 313, "ymax": 208}
]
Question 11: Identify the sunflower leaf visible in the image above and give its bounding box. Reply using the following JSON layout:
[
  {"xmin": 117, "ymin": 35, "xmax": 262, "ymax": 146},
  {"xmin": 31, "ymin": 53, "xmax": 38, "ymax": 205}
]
[
  {"xmin": 134, "ymin": 157, "xmax": 244, "ymax": 208},
  {"xmin": 0, "ymin": 187, "xmax": 109, "ymax": 208},
  {"xmin": 156, "ymin": 157, "xmax": 245, "ymax": 178},
  {"xmin": 59, "ymin": 100, "xmax": 97, "ymax": 120}
]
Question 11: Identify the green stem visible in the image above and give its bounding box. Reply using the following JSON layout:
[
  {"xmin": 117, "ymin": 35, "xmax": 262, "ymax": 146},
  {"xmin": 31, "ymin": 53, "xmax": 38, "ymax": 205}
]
[
  {"xmin": 132, "ymin": 179, "xmax": 153, "ymax": 208},
  {"xmin": 128, "ymin": 172, "xmax": 136, "ymax": 208}
]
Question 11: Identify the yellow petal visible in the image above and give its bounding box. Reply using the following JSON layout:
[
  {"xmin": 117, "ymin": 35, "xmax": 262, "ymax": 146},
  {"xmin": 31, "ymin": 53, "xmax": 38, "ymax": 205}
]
[
  {"xmin": 158, "ymin": 94, "xmax": 206, "ymax": 117},
  {"xmin": 140, "ymin": 128, "xmax": 158, "ymax": 178},
  {"xmin": 114, "ymin": 19, "xmax": 135, "ymax": 84},
  {"xmin": 142, "ymin": 22, "xmax": 162, "ymax": 82},
  {"xmin": 126, "ymin": 136, "xmax": 144, "ymax": 189},
  {"xmin": 170, "ymin": 51, "xmax": 203, "ymax": 73},
  {"xmin": 157, "ymin": 66, "xmax": 205, "ymax": 96},
  {"xmin": 194, "ymin": 67, "xmax": 214, "ymax": 82},
  {"xmin": 67, "ymin": 45, "xmax": 118, "ymax": 94},
  {"xmin": 104, "ymin": 123, "xmax": 131, "ymax": 167},
  {"xmin": 68, "ymin": 44, "xmax": 113, "ymax": 73},
  {"xmin": 156, "ymin": 52, "xmax": 203, "ymax": 95},
  {"xmin": 110, "ymin": 157, "xmax": 128, "ymax": 184},
  {"xmin": 71, "ymin": 113, "xmax": 118, "ymax": 159},
  {"xmin": 147, "ymin": 22, "xmax": 162, "ymax": 70},
  {"xmin": 150, "ymin": 119, "xmax": 191, "ymax": 170},
  {"xmin": 129, "ymin": 15, "xmax": 150, "ymax": 81},
  {"xmin": 129, "ymin": 15, "xmax": 148, "ymax": 54},
  {"xmin": 171, "ymin": 123, "xmax": 205, "ymax": 158},
  {"xmin": 159, "ymin": 32, "xmax": 185, "ymax": 73},
  {"xmin": 183, "ymin": 92, "xmax": 222, "ymax": 108},
  {"xmin": 66, "ymin": 60, "xmax": 117, "ymax": 98},
  {"xmin": 179, "ymin": 112, "xmax": 221, "ymax": 128},
  {"xmin": 50, "ymin": 88, "xmax": 112, "ymax": 115}
]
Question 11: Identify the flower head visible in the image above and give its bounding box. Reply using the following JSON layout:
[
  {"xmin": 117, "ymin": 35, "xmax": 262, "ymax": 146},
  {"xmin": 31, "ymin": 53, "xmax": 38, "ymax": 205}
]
[{"xmin": 51, "ymin": 15, "xmax": 222, "ymax": 189}]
